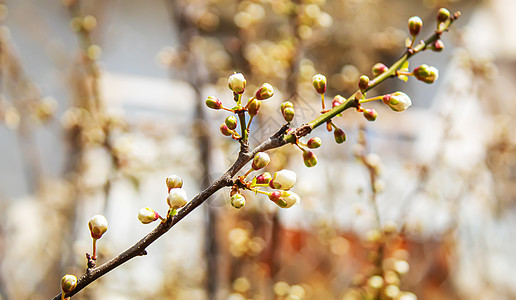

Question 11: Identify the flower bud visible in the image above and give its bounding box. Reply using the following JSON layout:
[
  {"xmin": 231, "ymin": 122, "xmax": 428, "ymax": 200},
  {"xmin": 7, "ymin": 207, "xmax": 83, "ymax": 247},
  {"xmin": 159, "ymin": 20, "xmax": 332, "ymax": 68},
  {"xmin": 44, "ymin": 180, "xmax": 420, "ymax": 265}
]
[
  {"xmin": 302, "ymin": 150, "xmax": 318, "ymax": 168},
  {"xmin": 138, "ymin": 207, "xmax": 159, "ymax": 224},
  {"xmin": 255, "ymin": 172, "xmax": 272, "ymax": 184},
  {"xmin": 61, "ymin": 274, "xmax": 78, "ymax": 293},
  {"xmin": 282, "ymin": 107, "xmax": 295, "ymax": 122},
  {"xmin": 372, "ymin": 63, "xmax": 388, "ymax": 77},
  {"xmin": 382, "ymin": 91, "xmax": 412, "ymax": 112},
  {"xmin": 166, "ymin": 174, "xmax": 183, "ymax": 191},
  {"xmin": 430, "ymin": 40, "xmax": 444, "ymax": 52},
  {"xmin": 363, "ymin": 108, "xmax": 378, "ymax": 121},
  {"xmin": 255, "ymin": 83, "xmax": 274, "ymax": 100},
  {"xmin": 312, "ymin": 74, "xmax": 327, "ymax": 94},
  {"xmin": 413, "ymin": 64, "xmax": 438, "ymax": 84},
  {"xmin": 270, "ymin": 191, "xmax": 300, "ymax": 208},
  {"xmin": 230, "ymin": 193, "xmax": 246, "ymax": 209},
  {"xmin": 269, "ymin": 169, "xmax": 297, "ymax": 190},
  {"xmin": 358, "ymin": 75, "xmax": 369, "ymax": 91},
  {"xmin": 437, "ymin": 8, "xmax": 450, "ymax": 23},
  {"xmin": 252, "ymin": 152, "xmax": 270, "ymax": 170},
  {"xmin": 225, "ymin": 115, "xmax": 238, "ymax": 130},
  {"xmin": 332, "ymin": 95, "xmax": 345, "ymax": 108},
  {"xmin": 248, "ymin": 98, "xmax": 261, "ymax": 117},
  {"xmin": 88, "ymin": 214, "xmax": 108, "ymax": 239},
  {"xmin": 408, "ymin": 16, "xmax": 422, "ymax": 36},
  {"xmin": 280, "ymin": 101, "xmax": 293, "ymax": 112},
  {"xmin": 228, "ymin": 73, "xmax": 246, "ymax": 94},
  {"xmin": 167, "ymin": 188, "xmax": 188, "ymax": 210},
  {"xmin": 220, "ymin": 124, "xmax": 232, "ymax": 136},
  {"xmin": 334, "ymin": 129, "xmax": 346, "ymax": 144},
  {"xmin": 306, "ymin": 137, "xmax": 322, "ymax": 149},
  {"xmin": 206, "ymin": 96, "xmax": 222, "ymax": 110}
]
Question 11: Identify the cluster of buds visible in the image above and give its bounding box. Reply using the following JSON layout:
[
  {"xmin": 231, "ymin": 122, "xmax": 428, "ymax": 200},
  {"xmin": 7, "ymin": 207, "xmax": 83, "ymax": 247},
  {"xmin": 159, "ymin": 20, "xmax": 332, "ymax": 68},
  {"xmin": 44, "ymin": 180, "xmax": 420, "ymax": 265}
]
[
  {"xmin": 136, "ymin": 174, "xmax": 188, "ymax": 225},
  {"xmin": 228, "ymin": 152, "xmax": 300, "ymax": 209},
  {"xmin": 206, "ymin": 73, "xmax": 274, "ymax": 140}
]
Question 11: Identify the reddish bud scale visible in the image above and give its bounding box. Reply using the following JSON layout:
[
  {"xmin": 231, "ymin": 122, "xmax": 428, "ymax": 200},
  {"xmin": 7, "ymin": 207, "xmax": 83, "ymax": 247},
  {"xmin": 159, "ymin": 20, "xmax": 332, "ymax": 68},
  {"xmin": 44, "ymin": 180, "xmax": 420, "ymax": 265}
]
[
  {"xmin": 358, "ymin": 75, "xmax": 370, "ymax": 91},
  {"xmin": 334, "ymin": 129, "xmax": 346, "ymax": 144},
  {"xmin": 268, "ymin": 191, "xmax": 282, "ymax": 203},
  {"xmin": 206, "ymin": 96, "xmax": 222, "ymax": 110},
  {"xmin": 332, "ymin": 95, "xmax": 344, "ymax": 108},
  {"xmin": 312, "ymin": 74, "xmax": 327, "ymax": 94},
  {"xmin": 431, "ymin": 40, "xmax": 444, "ymax": 52},
  {"xmin": 408, "ymin": 16, "xmax": 422, "ymax": 36},
  {"xmin": 307, "ymin": 137, "xmax": 322, "ymax": 149},
  {"xmin": 220, "ymin": 124, "xmax": 232, "ymax": 136},
  {"xmin": 302, "ymin": 150, "xmax": 318, "ymax": 167},
  {"xmin": 256, "ymin": 172, "xmax": 272, "ymax": 184},
  {"xmin": 372, "ymin": 63, "xmax": 388, "ymax": 77},
  {"xmin": 363, "ymin": 108, "xmax": 378, "ymax": 121}
]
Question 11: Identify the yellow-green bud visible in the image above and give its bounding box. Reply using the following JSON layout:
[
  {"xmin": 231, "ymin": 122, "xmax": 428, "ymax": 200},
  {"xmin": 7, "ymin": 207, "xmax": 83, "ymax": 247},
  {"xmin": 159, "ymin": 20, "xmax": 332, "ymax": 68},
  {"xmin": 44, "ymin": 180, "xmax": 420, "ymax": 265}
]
[
  {"xmin": 230, "ymin": 193, "xmax": 246, "ymax": 209},
  {"xmin": 437, "ymin": 8, "xmax": 450, "ymax": 23},
  {"xmin": 255, "ymin": 83, "xmax": 274, "ymax": 100},
  {"xmin": 306, "ymin": 137, "xmax": 322, "ymax": 149},
  {"xmin": 206, "ymin": 96, "xmax": 222, "ymax": 110},
  {"xmin": 228, "ymin": 72, "xmax": 246, "ymax": 94},
  {"xmin": 248, "ymin": 98, "xmax": 261, "ymax": 117},
  {"xmin": 408, "ymin": 16, "xmax": 422, "ymax": 36},
  {"xmin": 88, "ymin": 214, "xmax": 108, "ymax": 239},
  {"xmin": 220, "ymin": 124, "xmax": 232, "ymax": 136},
  {"xmin": 372, "ymin": 63, "xmax": 388, "ymax": 77},
  {"xmin": 138, "ymin": 207, "xmax": 159, "ymax": 224},
  {"xmin": 61, "ymin": 274, "xmax": 78, "ymax": 293},
  {"xmin": 225, "ymin": 115, "xmax": 238, "ymax": 130},
  {"xmin": 312, "ymin": 74, "xmax": 327, "ymax": 94},
  {"xmin": 282, "ymin": 107, "xmax": 295, "ymax": 122},
  {"xmin": 334, "ymin": 129, "xmax": 346, "ymax": 144},
  {"xmin": 413, "ymin": 64, "xmax": 438, "ymax": 84},
  {"xmin": 166, "ymin": 174, "xmax": 183, "ymax": 191},
  {"xmin": 358, "ymin": 75, "xmax": 369, "ymax": 91},
  {"xmin": 280, "ymin": 101, "xmax": 293, "ymax": 112},
  {"xmin": 252, "ymin": 152, "xmax": 270, "ymax": 170},
  {"xmin": 269, "ymin": 191, "xmax": 300, "ymax": 208},
  {"xmin": 363, "ymin": 108, "xmax": 378, "ymax": 121},
  {"xmin": 302, "ymin": 150, "xmax": 317, "ymax": 168}
]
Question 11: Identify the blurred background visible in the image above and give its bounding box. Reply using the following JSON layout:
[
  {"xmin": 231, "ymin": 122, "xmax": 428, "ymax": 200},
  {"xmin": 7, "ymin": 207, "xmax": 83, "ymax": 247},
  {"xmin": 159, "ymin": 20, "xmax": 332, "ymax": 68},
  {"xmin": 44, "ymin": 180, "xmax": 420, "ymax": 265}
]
[{"xmin": 1, "ymin": 0, "xmax": 515, "ymax": 299}]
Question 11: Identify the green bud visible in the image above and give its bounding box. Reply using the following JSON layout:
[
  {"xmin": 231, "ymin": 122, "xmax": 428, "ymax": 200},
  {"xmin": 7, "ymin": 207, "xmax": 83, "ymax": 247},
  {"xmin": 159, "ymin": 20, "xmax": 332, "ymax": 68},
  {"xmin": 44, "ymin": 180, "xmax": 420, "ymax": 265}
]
[
  {"xmin": 430, "ymin": 40, "xmax": 444, "ymax": 52},
  {"xmin": 206, "ymin": 96, "xmax": 222, "ymax": 110},
  {"xmin": 252, "ymin": 152, "xmax": 270, "ymax": 170},
  {"xmin": 413, "ymin": 64, "xmax": 439, "ymax": 84},
  {"xmin": 255, "ymin": 83, "xmax": 274, "ymax": 100},
  {"xmin": 312, "ymin": 74, "xmax": 327, "ymax": 94},
  {"xmin": 230, "ymin": 193, "xmax": 246, "ymax": 209},
  {"xmin": 358, "ymin": 75, "xmax": 369, "ymax": 91},
  {"xmin": 334, "ymin": 129, "xmax": 346, "ymax": 144},
  {"xmin": 437, "ymin": 8, "xmax": 450, "ymax": 23},
  {"xmin": 282, "ymin": 107, "xmax": 295, "ymax": 122},
  {"xmin": 302, "ymin": 150, "xmax": 318, "ymax": 167},
  {"xmin": 225, "ymin": 115, "xmax": 238, "ymax": 130},
  {"xmin": 61, "ymin": 274, "xmax": 78, "ymax": 293},
  {"xmin": 248, "ymin": 98, "xmax": 261, "ymax": 117},
  {"xmin": 306, "ymin": 137, "xmax": 322, "ymax": 149},
  {"xmin": 280, "ymin": 101, "xmax": 294, "ymax": 113},
  {"xmin": 408, "ymin": 16, "xmax": 422, "ymax": 36},
  {"xmin": 220, "ymin": 124, "xmax": 232, "ymax": 136},
  {"xmin": 255, "ymin": 172, "xmax": 272, "ymax": 184},
  {"xmin": 372, "ymin": 63, "xmax": 388, "ymax": 77},
  {"xmin": 363, "ymin": 108, "xmax": 378, "ymax": 121}
]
